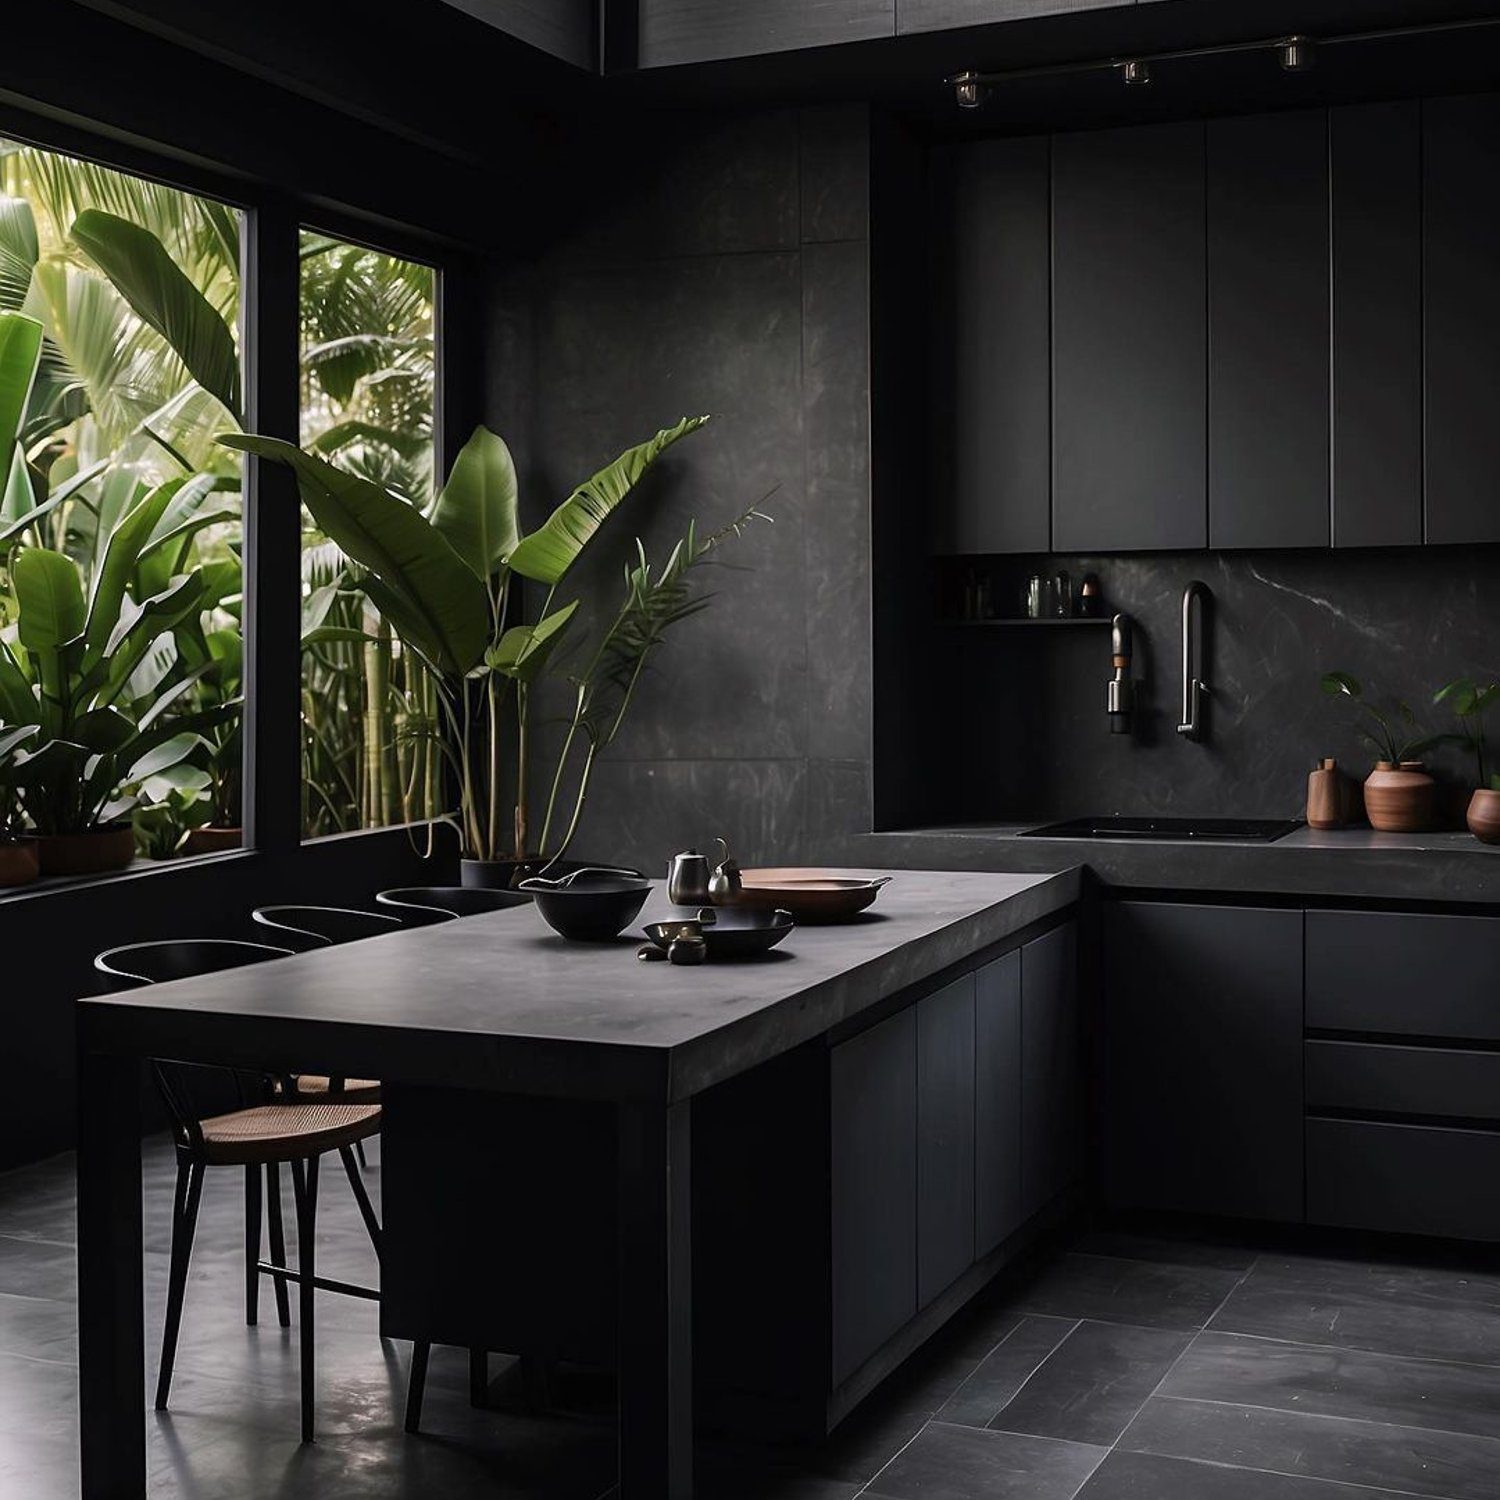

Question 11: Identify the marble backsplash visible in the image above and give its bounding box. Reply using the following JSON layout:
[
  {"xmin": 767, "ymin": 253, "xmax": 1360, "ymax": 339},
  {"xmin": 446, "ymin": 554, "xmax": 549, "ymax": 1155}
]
[{"xmin": 939, "ymin": 546, "xmax": 1500, "ymax": 825}]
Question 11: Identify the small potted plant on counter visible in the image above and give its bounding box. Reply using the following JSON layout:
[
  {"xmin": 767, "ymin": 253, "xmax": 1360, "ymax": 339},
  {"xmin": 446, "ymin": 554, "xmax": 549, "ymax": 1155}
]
[
  {"xmin": 1435, "ymin": 676, "xmax": 1500, "ymax": 844},
  {"xmin": 0, "ymin": 723, "xmax": 39, "ymax": 887},
  {"xmin": 1320, "ymin": 671, "xmax": 1444, "ymax": 832}
]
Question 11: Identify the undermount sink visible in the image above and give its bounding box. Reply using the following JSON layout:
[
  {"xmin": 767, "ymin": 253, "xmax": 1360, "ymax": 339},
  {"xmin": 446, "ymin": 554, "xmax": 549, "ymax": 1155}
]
[{"xmin": 1021, "ymin": 816, "xmax": 1301, "ymax": 843}]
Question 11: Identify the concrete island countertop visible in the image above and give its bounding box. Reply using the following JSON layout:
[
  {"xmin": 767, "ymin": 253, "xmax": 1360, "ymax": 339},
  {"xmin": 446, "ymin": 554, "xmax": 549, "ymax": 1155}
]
[{"xmin": 842, "ymin": 825, "xmax": 1500, "ymax": 907}]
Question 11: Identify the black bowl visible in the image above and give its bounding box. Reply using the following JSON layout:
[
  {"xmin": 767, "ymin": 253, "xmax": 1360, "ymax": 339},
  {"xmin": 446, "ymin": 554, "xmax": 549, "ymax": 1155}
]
[
  {"xmin": 520, "ymin": 870, "xmax": 652, "ymax": 941},
  {"xmin": 642, "ymin": 907, "xmax": 795, "ymax": 960}
]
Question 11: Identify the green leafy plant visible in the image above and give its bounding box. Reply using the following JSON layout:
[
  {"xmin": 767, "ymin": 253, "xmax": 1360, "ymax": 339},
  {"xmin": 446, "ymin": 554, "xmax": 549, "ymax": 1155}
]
[
  {"xmin": 1434, "ymin": 677, "xmax": 1500, "ymax": 790},
  {"xmin": 0, "ymin": 721, "xmax": 36, "ymax": 842},
  {"xmin": 224, "ymin": 418, "xmax": 766, "ymax": 867},
  {"xmin": 1320, "ymin": 671, "xmax": 1446, "ymax": 766}
]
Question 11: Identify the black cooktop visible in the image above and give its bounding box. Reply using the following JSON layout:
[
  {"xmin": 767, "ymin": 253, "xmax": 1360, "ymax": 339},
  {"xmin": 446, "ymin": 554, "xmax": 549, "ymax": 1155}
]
[{"xmin": 1021, "ymin": 816, "xmax": 1301, "ymax": 843}]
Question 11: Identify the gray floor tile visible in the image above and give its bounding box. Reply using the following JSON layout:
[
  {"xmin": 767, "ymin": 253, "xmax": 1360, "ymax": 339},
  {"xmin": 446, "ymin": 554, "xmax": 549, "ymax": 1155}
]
[
  {"xmin": 865, "ymin": 1421, "xmax": 1106, "ymax": 1500},
  {"xmin": 1212, "ymin": 1254, "xmax": 1500, "ymax": 1366},
  {"xmin": 1071, "ymin": 1230, "xmax": 1258, "ymax": 1273},
  {"xmin": 1122, "ymin": 1394, "xmax": 1500, "ymax": 1500},
  {"xmin": 990, "ymin": 1320, "xmax": 1193, "ymax": 1446},
  {"xmin": 935, "ymin": 1316, "xmax": 1075, "ymax": 1427},
  {"xmin": 0, "ymin": 1234, "xmax": 76, "ymax": 1302},
  {"xmin": 1076, "ymin": 1449, "xmax": 1425, "ymax": 1499},
  {"xmin": 1163, "ymin": 1331, "xmax": 1500, "ymax": 1440},
  {"xmin": 1013, "ymin": 1253, "xmax": 1245, "ymax": 1331}
]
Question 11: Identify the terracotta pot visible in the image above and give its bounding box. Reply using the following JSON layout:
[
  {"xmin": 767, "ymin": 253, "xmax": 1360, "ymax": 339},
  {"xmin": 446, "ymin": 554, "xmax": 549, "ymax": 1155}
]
[
  {"xmin": 183, "ymin": 825, "xmax": 243, "ymax": 856},
  {"xmin": 0, "ymin": 838, "xmax": 39, "ymax": 888},
  {"xmin": 34, "ymin": 823, "xmax": 137, "ymax": 877},
  {"xmin": 1364, "ymin": 761, "xmax": 1435, "ymax": 833},
  {"xmin": 1467, "ymin": 787, "xmax": 1500, "ymax": 845}
]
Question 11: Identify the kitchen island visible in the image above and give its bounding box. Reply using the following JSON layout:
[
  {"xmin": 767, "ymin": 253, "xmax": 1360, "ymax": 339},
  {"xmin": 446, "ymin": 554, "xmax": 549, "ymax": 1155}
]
[{"xmin": 75, "ymin": 867, "xmax": 1081, "ymax": 1499}]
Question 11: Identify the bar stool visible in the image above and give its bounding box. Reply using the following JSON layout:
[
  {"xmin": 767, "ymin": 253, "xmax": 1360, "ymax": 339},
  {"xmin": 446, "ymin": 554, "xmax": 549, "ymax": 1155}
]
[
  {"xmin": 375, "ymin": 886, "xmax": 531, "ymax": 921},
  {"xmin": 94, "ymin": 939, "xmax": 383, "ymax": 1443}
]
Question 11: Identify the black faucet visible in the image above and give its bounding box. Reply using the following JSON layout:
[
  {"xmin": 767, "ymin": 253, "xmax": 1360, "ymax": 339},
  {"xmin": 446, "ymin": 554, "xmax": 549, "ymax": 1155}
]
[{"xmin": 1177, "ymin": 581, "xmax": 1209, "ymax": 741}]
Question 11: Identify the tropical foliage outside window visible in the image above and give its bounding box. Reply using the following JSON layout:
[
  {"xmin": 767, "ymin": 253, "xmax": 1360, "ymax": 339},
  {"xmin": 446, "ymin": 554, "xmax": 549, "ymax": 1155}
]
[
  {"xmin": 297, "ymin": 235, "xmax": 440, "ymax": 839},
  {"xmin": 0, "ymin": 138, "xmax": 245, "ymax": 873}
]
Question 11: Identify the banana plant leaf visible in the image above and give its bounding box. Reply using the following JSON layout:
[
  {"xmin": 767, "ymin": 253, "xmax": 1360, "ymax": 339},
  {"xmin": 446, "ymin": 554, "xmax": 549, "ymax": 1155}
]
[
  {"xmin": 82, "ymin": 478, "xmax": 183, "ymax": 671},
  {"xmin": 70, "ymin": 209, "xmax": 242, "ymax": 420},
  {"xmin": 0, "ymin": 195, "xmax": 38, "ymax": 312},
  {"xmin": 429, "ymin": 425, "xmax": 518, "ymax": 584},
  {"xmin": 0, "ymin": 310, "xmax": 43, "ymax": 462},
  {"xmin": 13, "ymin": 546, "xmax": 86, "ymax": 652},
  {"xmin": 507, "ymin": 414, "xmax": 708, "ymax": 586},
  {"xmin": 486, "ymin": 601, "xmax": 579, "ymax": 684},
  {"xmin": 220, "ymin": 433, "xmax": 489, "ymax": 675}
]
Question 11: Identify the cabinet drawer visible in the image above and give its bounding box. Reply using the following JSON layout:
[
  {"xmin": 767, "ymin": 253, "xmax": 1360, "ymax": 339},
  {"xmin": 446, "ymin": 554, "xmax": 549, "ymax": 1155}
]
[
  {"xmin": 1306, "ymin": 911, "xmax": 1500, "ymax": 1040},
  {"xmin": 1307, "ymin": 1117, "xmax": 1500, "ymax": 1242},
  {"xmin": 1306, "ymin": 1039, "xmax": 1500, "ymax": 1123}
]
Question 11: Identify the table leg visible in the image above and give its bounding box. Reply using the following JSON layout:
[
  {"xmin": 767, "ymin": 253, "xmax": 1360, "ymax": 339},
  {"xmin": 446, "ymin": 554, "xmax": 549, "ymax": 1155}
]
[
  {"xmin": 616, "ymin": 1100, "xmax": 693, "ymax": 1499},
  {"xmin": 77, "ymin": 1048, "xmax": 145, "ymax": 1499}
]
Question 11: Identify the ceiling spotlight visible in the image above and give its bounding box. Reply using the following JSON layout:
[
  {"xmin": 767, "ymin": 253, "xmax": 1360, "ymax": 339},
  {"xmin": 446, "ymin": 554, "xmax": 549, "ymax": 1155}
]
[
  {"xmin": 1119, "ymin": 58, "xmax": 1151, "ymax": 86},
  {"xmin": 953, "ymin": 70, "xmax": 986, "ymax": 109},
  {"xmin": 1277, "ymin": 34, "xmax": 1317, "ymax": 71}
]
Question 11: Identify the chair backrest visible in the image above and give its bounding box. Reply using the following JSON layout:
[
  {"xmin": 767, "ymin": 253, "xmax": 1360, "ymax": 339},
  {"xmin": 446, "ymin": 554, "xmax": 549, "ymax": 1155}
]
[
  {"xmin": 251, "ymin": 904, "xmax": 403, "ymax": 949},
  {"xmin": 375, "ymin": 886, "xmax": 530, "ymax": 920},
  {"xmin": 94, "ymin": 938, "xmax": 293, "ymax": 990}
]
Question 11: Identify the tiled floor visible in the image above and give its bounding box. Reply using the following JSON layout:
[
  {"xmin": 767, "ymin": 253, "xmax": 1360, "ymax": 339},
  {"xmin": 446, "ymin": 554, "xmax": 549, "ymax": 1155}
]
[{"xmin": 6, "ymin": 1143, "xmax": 1500, "ymax": 1499}]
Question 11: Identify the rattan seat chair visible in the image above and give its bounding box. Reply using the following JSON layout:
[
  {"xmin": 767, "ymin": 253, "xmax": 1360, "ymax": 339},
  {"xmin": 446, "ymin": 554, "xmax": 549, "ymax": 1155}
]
[
  {"xmin": 375, "ymin": 885, "xmax": 531, "ymax": 921},
  {"xmin": 94, "ymin": 938, "xmax": 383, "ymax": 1443}
]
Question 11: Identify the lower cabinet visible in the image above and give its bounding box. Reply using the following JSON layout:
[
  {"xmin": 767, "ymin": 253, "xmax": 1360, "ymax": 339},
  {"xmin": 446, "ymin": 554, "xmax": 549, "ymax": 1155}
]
[
  {"xmin": 1022, "ymin": 922, "xmax": 1081, "ymax": 1220},
  {"xmin": 1104, "ymin": 901, "xmax": 1304, "ymax": 1222},
  {"xmin": 917, "ymin": 975, "xmax": 976, "ymax": 1307},
  {"xmin": 975, "ymin": 950, "xmax": 1022, "ymax": 1257}
]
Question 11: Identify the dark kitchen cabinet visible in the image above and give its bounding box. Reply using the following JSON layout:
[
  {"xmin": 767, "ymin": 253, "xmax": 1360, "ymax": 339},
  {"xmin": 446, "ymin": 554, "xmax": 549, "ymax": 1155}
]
[
  {"xmin": 1425, "ymin": 94, "xmax": 1500, "ymax": 545},
  {"xmin": 637, "ymin": 0, "xmax": 893, "ymax": 67},
  {"xmin": 936, "ymin": 138, "xmax": 1051, "ymax": 553},
  {"xmin": 831, "ymin": 1006, "xmax": 916, "ymax": 1384},
  {"xmin": 1330, "ymin": 102, "xmax": 1422, "ymax": 547},
  {"xmin": 917, "ymin": 975, "xmax": 976, "ymax": 1305},
  {"xmin": 975, "ymin": 950, "xmax": 1022, "ymax": 1258},
  {"xmin": 899, "ymin": 0, "xmax": 1121, "ymax": 33},
  {"xmin": 1021, "ymin": 919, "xmax": 1081, "ymax": 1219},
  {"xmin": 1053, "ymin": 122, "xmax": 1207, "ymax": 552},
  {"xmin": 1208, "ymin": 110, "xmax": 1329, "ymax": 549},
  {"xmin": 1104, "ymin": 901, "xmax": 1304, "ymax": 1222}
]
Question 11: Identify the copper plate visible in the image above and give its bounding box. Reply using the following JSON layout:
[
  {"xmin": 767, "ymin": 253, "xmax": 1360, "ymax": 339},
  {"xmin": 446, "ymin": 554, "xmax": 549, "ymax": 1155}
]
[{"xmin": 736, "ymin": 868, "xmax": 891, "ymax": 923}]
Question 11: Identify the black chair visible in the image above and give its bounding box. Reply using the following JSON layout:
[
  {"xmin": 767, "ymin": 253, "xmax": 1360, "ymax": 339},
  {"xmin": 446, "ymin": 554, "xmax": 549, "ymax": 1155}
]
[
  {"xmin": 375, "ymin": 886, "xmax": 531, "ymax": 921},
  {"xmin": 251, "ymin": 904, "xmax": 404, "ymax": 951},
  {"xmin": 94, "ymin": 939, "xmax": 383, "ymax": 1443}
]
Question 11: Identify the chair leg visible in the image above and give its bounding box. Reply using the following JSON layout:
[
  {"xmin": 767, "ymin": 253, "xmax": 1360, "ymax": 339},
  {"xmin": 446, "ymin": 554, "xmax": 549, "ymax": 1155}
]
[
  {"xmin": 291, "ymin": 1155, "xmax": 320, "ymax": 1443},
  {"xmin": 156, "ymin": 1156, "xmax": 205, "ymax": 1411},
  {"xmin": 468, "ymin": 1347, "xmax": 488, "ymax": 1408},
  {"xmin": 338, "ymin": 1144, "xmax": 381, "ymax": 1259},
  {"xmin": 355, "ymin": 1139, "xmax": 368, "ymax": 1170},
  {"xmin": 405, "ymin": 1341, "xmax": 430, "ymax": 1434},
  {"xmin": 244, "ymin": 1164, "xmax": 262, "ymax": 1327},
  {"xmin": 265, "ymin": 1161, "xmax": 290, "ymax": 1328}
]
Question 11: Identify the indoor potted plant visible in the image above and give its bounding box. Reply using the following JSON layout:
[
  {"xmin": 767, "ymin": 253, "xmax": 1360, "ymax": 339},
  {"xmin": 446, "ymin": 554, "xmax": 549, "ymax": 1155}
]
[
  {"xmin": 225, "ymin": 417, "xmax": 767, "ymax": 888},
  {"xmin": 0, "ymin": 723, "xmax": 39, "ymax": 887},
  {"xmin": 1434, "ymin": 676, "xmax": 1500, "ymax": 843},
  {"xmin": 1320, "ymin": 671, "xmax": 1443, "ymax": 832}
]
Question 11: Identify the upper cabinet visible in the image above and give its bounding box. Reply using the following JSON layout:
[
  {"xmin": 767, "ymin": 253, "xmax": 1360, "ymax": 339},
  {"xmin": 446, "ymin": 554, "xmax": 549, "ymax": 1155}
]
[
  {"xmin": 898, "ymin": 0, "xmax": 1123, "ymax": 31},
  {"xmin": 1207, "ymin": 111, "xmax": 1329, "ymax": 549},
  {"xmin": 1424, "ymin": 94, "xmax": 1500, "ymax": 546},
  {"xmin": 638, "ymin": 0, "xmax": 894, "ymax": 67},
  {"xmin": 1330, "ymin": 102, "xmax": 1422, "ymax": 547},
  {"xmin": 936, "ymin": 138, "xmax": 1051, "ymax": 554},
  {"xmin": 1052, "ymin": 122, "xmax": 1207, "ymax": 552}
]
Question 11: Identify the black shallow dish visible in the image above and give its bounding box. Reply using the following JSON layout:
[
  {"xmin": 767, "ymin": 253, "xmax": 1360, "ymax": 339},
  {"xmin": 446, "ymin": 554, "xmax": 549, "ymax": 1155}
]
[
  {"xmin": 642, "ymin": 907, "xmax": 795, "ymax": 960},
  {"xmin": 520, "ymin": 869, "xmax": 651, "ymax": 941}
]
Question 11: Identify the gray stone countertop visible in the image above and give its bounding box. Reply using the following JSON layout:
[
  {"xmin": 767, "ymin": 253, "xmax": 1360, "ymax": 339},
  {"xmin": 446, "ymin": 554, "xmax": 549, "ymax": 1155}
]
[
  {"xmin": 840, "ymin": 825, "xmax": 1500, "ymax": 906},
  {"xmin": 80, "ymin": 868, "xmax": 1080, "ymax": 1101}
]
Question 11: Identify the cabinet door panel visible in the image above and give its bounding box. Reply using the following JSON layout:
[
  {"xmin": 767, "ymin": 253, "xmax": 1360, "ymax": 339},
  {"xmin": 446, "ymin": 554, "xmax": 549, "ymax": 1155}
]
[
  {"xmin": 1208, "ymin": 110, "xmax": 1329, "ymax": 548},
  {"xmin": 1425, "ymin": 94, "xmax": 1500, "ymax": 544},
  {"xmin": 1331, "ymin": 102, "xmax": 1422, "ymax": 547},
  {"xmin": 639, "ymin": 0, "xmax": 893, "ymax": 66},
  {"xmin": 1053, "ymin": 123, "xmax": 1207, "ymax": 552},
  {"xmin": 976, "ymin": 950, "xmax": 1022, "ymax": 1258},
  {"xmin": 1104, "ymin": 902, "xmax": 1303, "ymax": 1221},
  {"xmin": 918, "ymin": 975, "xmax": 976, "ymax": 1305},
  {"xmin": 899, "ymin": 0, "xmax": 1122, "ymax": 32},
  {"xmin": 1021, "ymin": 920, "xmax": 1080, "ymax": 1220},
  {"xmin": 831, "ymin": 1008, "xmax": 916, "ymax": 1384},
  {"xmin": 937, "ymin": 138, "xmax": 1051, "ymax": 553}
]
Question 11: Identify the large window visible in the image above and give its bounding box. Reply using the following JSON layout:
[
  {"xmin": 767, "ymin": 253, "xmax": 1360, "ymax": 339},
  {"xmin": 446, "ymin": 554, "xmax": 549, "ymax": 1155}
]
[
  {"xmin": 297, "ymin": 232, "xmax": 438, "ymax": 839},
  {"xmin": 0, "ymin": 139, "xmax": 243, "ymax": 868}
]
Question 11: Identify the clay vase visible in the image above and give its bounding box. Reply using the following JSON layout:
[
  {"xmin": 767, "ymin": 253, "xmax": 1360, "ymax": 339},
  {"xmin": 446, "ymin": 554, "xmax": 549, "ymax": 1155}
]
[
  {"xmin": 1306, "ymin": 759, "xmax": 1344, "ymax": 830},
  {"xmin": 183, "ymin": 826, "xmax": 242, "ymax": 856},
  {"xmin": 34, "ymin": 823, "xmax": 136, "ymax": 877},
  {"xmin": 1467, "ymin": 787, "xmax": 1500, "ymax": 845},
  {"xmin": 0, "ymin": 838, "xmax": 39, "ymax": 888},
  {"xmin": 1364, "ymin": 761, "xmax": 1435, "ymax": 833}
]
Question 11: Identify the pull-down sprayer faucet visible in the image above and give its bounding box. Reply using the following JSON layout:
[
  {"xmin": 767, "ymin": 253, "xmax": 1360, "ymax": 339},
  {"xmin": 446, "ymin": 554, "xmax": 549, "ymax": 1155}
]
[{"xmin": 1177, "ymin": 581, "xmax": 1209, "ymax": 741}]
